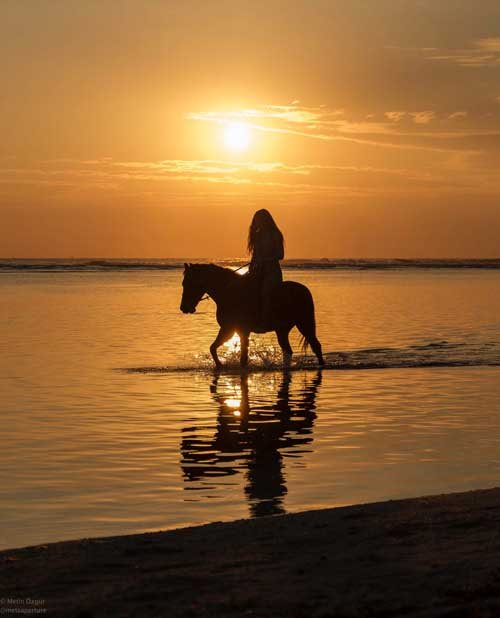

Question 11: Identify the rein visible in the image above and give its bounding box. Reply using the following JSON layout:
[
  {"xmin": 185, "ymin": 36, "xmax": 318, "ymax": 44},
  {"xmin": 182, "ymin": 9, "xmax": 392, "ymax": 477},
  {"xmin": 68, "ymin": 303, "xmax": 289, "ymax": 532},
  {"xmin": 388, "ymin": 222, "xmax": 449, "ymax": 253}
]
[{"xmin": 199, "ymin": 262, "xmax": 250, "ymax": 302}]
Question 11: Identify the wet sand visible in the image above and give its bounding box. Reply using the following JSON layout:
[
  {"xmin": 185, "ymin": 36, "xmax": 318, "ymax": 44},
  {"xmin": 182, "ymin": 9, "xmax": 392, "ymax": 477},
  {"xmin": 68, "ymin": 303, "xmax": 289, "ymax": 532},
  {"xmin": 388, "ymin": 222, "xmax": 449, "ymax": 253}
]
[{"xmin": 2, "ymin": 487, "xmax": 500, "ymax": 617}]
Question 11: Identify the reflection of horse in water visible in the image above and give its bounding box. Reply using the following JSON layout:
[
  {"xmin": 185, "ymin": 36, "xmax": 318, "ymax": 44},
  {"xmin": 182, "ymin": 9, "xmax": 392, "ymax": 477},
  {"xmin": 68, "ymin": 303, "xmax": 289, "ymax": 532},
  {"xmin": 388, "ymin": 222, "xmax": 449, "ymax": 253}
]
[
  {"xmin": 180, "ymin": 370, "xmax": 322, "ymax": 517},
  {"xmin": 180, "ymin": 263, "xmax": 324, "ymax": 369}
]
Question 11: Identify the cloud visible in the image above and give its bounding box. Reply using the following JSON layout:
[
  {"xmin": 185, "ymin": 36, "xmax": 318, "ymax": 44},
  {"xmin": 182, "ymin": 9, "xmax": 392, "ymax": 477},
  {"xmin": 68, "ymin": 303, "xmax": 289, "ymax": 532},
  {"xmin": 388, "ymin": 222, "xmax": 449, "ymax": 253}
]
[
  {"xmin": 0, "ymin": 158, "xmax": 340, "ymax": 197},
  {"xmin": 187, "ymin": 104, "xmax": 345, "ymax": 129},
  {"xmin": 386, "ymin": 111, "xmax": 436, "ymax": 124},
  {"xmin": 187, "ymin": 105, "xmax": 342, "ymax": 142},
  {"xmin": 385, "ymin": 111, "xmax": 406, "ymax": 122},
  {"xmin": 187, "ymin": 103, "xmax": 485, "ymax": 154},
  {"xmin": 424, "ymin": 37, "xmax": 500, "ymax": 67},
  {"xmin": 1, "ymin": 156, "xmax": 469, "ymax": 203},
  {"xmin": 110, "ymin": 159, "xmax": 319, "ymax": 177},
  {"xmin": 477, "ymin": 37, "xmax": 500, "ymax": 52},
  {"xmin": 411, "ymin": 111, "xmax": 435, "ymax": 124},
  {"xmin": 384, "ymin": 110, "xmax": 467, "ymax": 123},
  {"xmin": 188, "ymin": 105, "xmax": 396, "ymax": 141}
]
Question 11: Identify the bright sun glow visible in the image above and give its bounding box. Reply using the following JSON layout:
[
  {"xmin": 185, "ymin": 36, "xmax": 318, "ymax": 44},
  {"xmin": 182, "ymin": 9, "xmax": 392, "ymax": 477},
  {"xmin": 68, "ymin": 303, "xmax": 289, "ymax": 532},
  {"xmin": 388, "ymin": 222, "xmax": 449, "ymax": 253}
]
[
  {"xmin": 224, "ymin": 333, "xmax": 241, "ymax": 350},
  {"xmin": 223, "ymin": 123, "xmax": 251, "ymax": 152}
]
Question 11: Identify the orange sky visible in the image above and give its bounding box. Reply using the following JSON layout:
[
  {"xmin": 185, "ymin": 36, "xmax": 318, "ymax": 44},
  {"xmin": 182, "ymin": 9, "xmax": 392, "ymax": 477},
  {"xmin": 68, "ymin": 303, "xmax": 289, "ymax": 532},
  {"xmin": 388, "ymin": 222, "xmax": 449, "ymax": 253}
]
[{"xmin": 2, "ymin": 0, "xmax": 500, "ymax": 258}]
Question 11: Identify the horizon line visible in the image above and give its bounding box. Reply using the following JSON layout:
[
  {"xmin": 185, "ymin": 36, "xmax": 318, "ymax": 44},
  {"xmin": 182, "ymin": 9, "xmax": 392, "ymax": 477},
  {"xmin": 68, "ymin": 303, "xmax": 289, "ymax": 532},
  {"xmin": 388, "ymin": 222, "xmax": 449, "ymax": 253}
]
[{"xmin": 2, "ymin": 256, "xmax": 500, "ymax": 262}]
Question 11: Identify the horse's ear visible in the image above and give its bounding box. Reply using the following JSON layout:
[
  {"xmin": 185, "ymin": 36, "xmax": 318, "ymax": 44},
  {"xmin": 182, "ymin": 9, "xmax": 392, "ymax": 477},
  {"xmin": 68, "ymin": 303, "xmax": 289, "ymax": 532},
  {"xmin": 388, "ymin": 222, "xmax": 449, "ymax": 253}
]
[{"xmin": 184, "ymin": 262, "xmax": 189, "ymax": 270}]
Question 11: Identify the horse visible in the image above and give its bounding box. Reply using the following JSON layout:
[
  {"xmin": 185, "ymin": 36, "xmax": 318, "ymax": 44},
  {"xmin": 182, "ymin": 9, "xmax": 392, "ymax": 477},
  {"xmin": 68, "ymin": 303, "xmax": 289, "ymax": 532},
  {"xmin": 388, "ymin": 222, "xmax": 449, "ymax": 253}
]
[{"xmin": 180, "ymin": 263, "xmax": 324, "ymax": 369}]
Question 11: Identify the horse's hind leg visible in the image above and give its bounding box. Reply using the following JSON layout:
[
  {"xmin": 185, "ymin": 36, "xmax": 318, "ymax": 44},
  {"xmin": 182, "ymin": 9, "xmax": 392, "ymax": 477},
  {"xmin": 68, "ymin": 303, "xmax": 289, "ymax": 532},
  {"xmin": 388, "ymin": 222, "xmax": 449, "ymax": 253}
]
[
  {"xmin": 297, "ymin": 323, "xmax": 324, "ymax": 366},
  {"xmin": 210, "ymin": 326, "xmax": 233, "ymax": 369},
  {"xmin": 276, "ymin": 328, "xmax": 293, "ymax": 368}
]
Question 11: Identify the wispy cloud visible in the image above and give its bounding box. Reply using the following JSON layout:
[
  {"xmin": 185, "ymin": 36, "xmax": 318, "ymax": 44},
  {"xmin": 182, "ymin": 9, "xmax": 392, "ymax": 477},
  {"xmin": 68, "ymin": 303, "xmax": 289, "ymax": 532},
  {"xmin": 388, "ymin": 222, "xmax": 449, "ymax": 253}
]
[
  {"xmin": 411, "ymin": 111, "xmax": 436, "ymax": 124},
  {"xmin": 187, "ymin": 105, "xmax": 340, "ymax": 141},
  {"xmin": 385, "ymin": 110, "xmax": 436, "ymax": 124},
  {"xmin": 0, "ymin": 158, "xmax": 344, "ymax": 196},
  {"xmin": 477, "ymin": 37, "xmax": 500, "ymax": 52},
  {"xmin": 188, "ymin": 104, "xmax": 345, "ymax": 129},
  {"xmin": 1, "ymin": 156, "xmax": 470, "ymax": 203},
  {"xmin": 187, "ymin": 103, "xmax": 486, "ymax": 154},
  {"xmin": 424, "ymin": 37, "xmax": 500, "ymax": 67},
  {"xmin": 187, "ymin": 104, "xmax": 401, "ymax": 142},
  {"xmin": 385, "ymin": 111, "xmax": 407, "ymax": 122},
  {"xmin": 35, "ymin": 158, "xmax": 431, "ymax": 185},
  {"xmin": 111, "ymin": 159, "xmax": 315, "ymax": 176}
]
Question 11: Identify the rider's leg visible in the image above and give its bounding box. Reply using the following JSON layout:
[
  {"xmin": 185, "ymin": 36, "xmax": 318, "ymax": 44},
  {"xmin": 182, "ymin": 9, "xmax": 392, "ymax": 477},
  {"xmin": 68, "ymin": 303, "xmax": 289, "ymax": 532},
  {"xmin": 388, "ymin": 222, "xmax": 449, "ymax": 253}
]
[{"xmin": 260, "ymin": 277, "xmax": 274, "ymax": 327}]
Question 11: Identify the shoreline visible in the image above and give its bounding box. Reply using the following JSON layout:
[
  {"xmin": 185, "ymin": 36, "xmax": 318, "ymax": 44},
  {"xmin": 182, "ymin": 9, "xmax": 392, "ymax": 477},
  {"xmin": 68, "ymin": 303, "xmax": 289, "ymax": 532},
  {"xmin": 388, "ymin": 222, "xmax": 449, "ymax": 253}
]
[{"xmin": 2, "ymin": 487, "xmax": 500, "ymax": 617}]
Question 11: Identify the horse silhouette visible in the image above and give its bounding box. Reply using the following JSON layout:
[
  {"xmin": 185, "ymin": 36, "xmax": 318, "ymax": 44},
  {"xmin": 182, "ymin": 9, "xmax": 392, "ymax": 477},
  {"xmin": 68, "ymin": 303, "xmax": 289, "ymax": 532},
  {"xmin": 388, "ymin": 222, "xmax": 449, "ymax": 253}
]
[{"xmin": 180, "ymin": 263, "xmax": 324, "ymax": 369}]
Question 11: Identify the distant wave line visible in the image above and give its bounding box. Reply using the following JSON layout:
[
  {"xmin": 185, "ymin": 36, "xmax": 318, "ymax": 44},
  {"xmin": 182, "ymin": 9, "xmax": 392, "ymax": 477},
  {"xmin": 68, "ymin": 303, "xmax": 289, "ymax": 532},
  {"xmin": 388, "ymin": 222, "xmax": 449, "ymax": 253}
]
[{"xmin": 2, "ymin": 258, "xmax": 500, "ymax": 272}]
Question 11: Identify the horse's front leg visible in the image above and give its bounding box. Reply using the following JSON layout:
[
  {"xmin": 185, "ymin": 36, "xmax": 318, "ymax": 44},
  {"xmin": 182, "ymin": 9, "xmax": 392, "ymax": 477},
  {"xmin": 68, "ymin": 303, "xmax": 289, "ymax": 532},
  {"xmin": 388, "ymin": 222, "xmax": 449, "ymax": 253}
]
[
  {"xmin": 239, "ymin": 332, "xmax": 249, "ymax": 369},
  {"xmin": 210, "ymin": 326, "xmax": 233, "ymax": 369}
]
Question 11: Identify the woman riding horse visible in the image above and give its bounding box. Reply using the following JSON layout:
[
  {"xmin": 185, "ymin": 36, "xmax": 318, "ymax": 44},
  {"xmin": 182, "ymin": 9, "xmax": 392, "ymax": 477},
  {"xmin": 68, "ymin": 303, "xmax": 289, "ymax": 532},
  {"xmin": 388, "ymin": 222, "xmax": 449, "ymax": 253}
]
[
  {"xmin": 247, "ymin": 209, "xmax": 284, "ymax": 330},
  {"xmin": 180, "ymin": 209, "xmax": 323, "ymax": 369}
]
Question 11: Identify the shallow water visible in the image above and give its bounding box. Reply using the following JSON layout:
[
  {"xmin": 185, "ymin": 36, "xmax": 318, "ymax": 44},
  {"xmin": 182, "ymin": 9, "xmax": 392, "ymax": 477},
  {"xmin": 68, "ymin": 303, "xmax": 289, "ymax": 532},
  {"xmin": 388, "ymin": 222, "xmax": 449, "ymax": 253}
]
[{"xmin": 1, "ymin": 267, "xmax": 499, "ymax": 550}]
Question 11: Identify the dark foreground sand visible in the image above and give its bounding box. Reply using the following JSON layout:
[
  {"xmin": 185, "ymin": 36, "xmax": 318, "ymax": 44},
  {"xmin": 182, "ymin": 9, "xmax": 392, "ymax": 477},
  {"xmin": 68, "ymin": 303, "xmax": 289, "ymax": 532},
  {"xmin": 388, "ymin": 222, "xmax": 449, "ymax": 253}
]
[{"xmin": 2, "ymin": 488, "xmax": 500, "ymax": 617}]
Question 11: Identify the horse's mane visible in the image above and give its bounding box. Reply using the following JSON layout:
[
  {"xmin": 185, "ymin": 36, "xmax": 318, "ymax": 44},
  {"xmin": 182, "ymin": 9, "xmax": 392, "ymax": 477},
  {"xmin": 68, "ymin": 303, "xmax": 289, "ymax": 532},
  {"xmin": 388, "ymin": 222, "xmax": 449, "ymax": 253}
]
[
  {"xmin": 207, "ymin": 263, "xmax": 237, "ymax": 274},
  {"xmin": 199, "ymin": 263, "xmax": 241, "ymax": 279}
]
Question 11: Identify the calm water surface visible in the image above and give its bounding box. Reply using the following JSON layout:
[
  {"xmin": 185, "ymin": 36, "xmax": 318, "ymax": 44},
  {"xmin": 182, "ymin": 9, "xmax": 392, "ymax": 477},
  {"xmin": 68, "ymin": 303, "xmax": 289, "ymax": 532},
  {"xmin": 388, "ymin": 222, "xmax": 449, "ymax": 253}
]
[{"xmin": 1, "ymin": 268, "xmax": 500, "ymax": 550}]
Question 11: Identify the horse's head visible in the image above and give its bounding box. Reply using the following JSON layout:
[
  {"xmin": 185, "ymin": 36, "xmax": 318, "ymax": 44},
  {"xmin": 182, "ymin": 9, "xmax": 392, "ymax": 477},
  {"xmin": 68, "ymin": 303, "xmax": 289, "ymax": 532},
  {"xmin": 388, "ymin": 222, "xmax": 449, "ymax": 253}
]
[{"xmin": 180, "ymin": 263, "xmax": 206, "ymax": 314}]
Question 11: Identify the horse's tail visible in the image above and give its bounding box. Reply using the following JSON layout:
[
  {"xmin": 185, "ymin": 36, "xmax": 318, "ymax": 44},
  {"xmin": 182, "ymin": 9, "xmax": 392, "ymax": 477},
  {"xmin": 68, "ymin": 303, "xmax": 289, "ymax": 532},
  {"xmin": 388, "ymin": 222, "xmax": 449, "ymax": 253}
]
[
  {"xmin": 289, "ymin": 282, "xmax": 324, "ymax": 365},
  {"xmin": 294, "ymin": 284, "xmax": 316, "ymax": 356}
]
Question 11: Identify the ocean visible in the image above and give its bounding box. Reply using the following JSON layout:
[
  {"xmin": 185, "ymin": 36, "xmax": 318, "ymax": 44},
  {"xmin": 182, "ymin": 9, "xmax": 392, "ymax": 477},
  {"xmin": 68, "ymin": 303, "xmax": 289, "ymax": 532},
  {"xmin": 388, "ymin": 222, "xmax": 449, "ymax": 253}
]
[{"xmin": 1, "ymin": 260, "xmax": 499, "ymax": 550}]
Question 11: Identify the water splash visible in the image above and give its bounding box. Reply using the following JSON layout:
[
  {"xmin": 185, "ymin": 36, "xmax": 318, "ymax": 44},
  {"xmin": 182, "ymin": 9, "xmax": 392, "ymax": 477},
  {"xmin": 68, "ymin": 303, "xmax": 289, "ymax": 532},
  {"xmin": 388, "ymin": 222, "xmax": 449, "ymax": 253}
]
[
  {"xmin": 120, "ymin": 339, "xmax": 500, "ymax": 374},
  {"xmin": 192, "ymin": 337, "xmax": 285, "ymax": 371}
]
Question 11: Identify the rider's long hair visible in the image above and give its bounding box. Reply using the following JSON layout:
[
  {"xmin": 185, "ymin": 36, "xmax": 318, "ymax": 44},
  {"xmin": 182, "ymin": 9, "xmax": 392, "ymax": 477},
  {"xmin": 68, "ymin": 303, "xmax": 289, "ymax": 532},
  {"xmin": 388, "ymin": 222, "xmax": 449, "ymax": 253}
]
[{"xmin": 247, "ymin": 209, "xmax": 284, "ymax": 255}]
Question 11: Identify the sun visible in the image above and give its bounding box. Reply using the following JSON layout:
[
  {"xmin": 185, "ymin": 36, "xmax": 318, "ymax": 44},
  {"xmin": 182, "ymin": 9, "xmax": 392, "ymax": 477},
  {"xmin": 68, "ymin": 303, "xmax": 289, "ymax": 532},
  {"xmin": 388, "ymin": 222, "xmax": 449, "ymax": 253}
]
[{"xmin": 223, "ymin": 123, "xmax": 251, "ymax": 152}]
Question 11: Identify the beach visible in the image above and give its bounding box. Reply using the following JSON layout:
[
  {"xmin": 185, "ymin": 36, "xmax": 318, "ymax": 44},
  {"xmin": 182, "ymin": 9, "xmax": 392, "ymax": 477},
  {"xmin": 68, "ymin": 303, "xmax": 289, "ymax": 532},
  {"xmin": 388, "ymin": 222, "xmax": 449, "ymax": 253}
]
[{"xmin": 2, "ymin": 486, "xmax": 500, "ymax": 617}]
